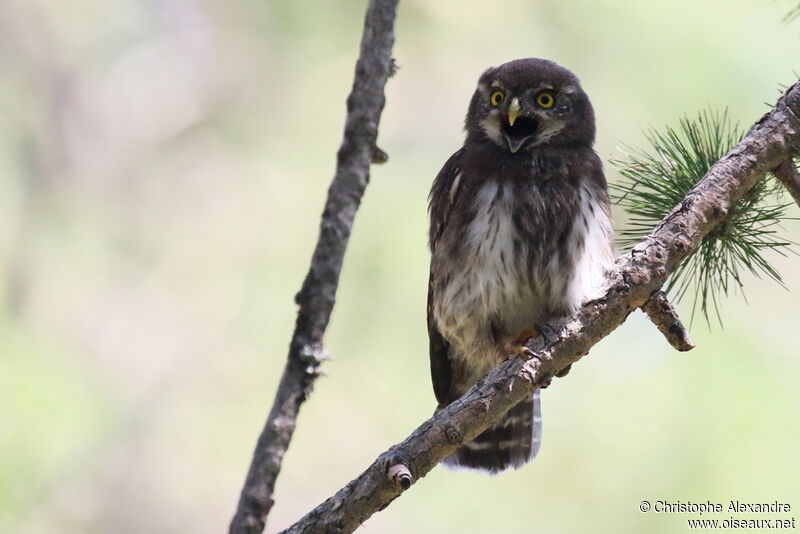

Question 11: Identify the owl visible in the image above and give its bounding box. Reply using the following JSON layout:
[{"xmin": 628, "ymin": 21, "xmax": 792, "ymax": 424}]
[{"xmin": 427, "ymin": 58, "xmax": 614, "ymax": 473}]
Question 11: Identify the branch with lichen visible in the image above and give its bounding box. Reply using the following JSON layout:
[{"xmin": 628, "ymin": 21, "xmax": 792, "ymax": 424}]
[
  {"xmin": 227, "ymin": 1, "xmax": 399, "ymax": 533},
  {"xmin": 275, "ymin": 82, "xmax": 800, "ymax": 534}
]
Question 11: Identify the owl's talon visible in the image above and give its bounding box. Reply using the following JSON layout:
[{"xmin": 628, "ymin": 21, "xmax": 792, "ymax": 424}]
[
  {"xmin": 499, "ymin": 327, "xmax": 540, "ymax": 358},
  {"xmin": 534, "ymin": 323, "xmax": 557, "ymax": 343},
  {"xmin": 501, "ymin": 342, "xmax": 534, "ymax": 359},
  {"xmin": 524, "ymin": 323, "xmax": 558, "ymax": 350},
  {"xmin": 507, "ymin": 324, "xmax": 557, "ymax": 358}
]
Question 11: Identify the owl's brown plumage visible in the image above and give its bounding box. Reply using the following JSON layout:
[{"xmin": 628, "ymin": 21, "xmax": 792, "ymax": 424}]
[{"xmin": 427, "ymin": 58, "xmax": 614, "ymax": 473}]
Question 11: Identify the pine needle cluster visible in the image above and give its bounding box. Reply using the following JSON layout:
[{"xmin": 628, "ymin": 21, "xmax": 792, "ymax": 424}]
[
  {"xmin": 786, "ymin": 2, "xmax": 800, "ymax": 23},
  {"xmin": 610, "ymin": 110, "xmax": 795, "ymax": 325}
]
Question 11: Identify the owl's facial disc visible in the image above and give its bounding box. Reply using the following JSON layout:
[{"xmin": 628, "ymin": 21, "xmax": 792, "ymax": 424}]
[{"xmin": 501, "ymin": 115, "xmax": 538, "ymax": 153}]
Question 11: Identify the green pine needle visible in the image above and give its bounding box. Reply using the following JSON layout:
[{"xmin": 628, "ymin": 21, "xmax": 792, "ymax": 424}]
[
  {"xmin": 786, "ymin": 2, "xmax": 800, "ymax": 23},
  {"xmin": 610, "ymin": 110, "xmax": 795, "ymax": 326}
]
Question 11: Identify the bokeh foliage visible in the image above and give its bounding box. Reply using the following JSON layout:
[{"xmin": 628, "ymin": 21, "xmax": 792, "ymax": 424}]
[{"xmin": 1, "ymin": 1, "xmax": 798, "ymax": 533}]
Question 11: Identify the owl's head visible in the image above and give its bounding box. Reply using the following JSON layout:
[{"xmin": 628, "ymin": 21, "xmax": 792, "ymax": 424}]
[{"xmin": 465, "ymin": 58, "xmax": 595, "ymax": 153}]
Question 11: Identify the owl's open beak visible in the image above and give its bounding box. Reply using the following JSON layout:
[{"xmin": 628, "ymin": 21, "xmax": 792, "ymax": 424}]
[
  {"xmin": 501, "ymin": 99, "xmax": 538, "ymax": 153},
  {"xmin": 507, "ymin": 98, "xmax": 521, "ymax": 126},
  {"xmin": 503, "ymin": 97, "xmax": 537, "ymax": 153}
]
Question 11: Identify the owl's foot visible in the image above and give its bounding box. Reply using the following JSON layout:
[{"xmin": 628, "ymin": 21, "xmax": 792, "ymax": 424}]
[
  {"xmin": 508, "ymin": 323, "xmax": 561, "ymax": 388},
  {"xmin": 509, "ymin": 323, "xmax": 556, "ymax": 352},
  {"xmin": 513, "ymin": 327, "xmax": 539, "ymax": 346},
  {"xmin": 533, "ymin": 323, "xmax": 557, "ymax": 345},
  {"xmin": 501, "ymin": 328, "xmax": 538, "ymax": 359}
]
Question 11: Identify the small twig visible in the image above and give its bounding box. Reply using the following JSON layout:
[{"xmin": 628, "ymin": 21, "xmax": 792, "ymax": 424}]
[
  {"xmin": 228, "ymin": 2, "xmax": 399, "ymax": 533},
  {"xmin": 371, "ymin": 145, "xmax": 389, "ymax": 164},
  {"xmin": 640, "ymin": 291, "xmax": 695, "ymax": 351},
  {"xmin": 773, "ymin": 158, "xmax": 800, "ymax": 207}
]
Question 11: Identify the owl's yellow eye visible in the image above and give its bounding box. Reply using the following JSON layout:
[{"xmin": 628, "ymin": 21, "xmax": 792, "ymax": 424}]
[
  {"xmin": 536, "ymin": 91, "xmax": 555, "ymax": 108},
  {"xmin": 490, "ymin": 91, "xmax": 504, "ymax": 107}
]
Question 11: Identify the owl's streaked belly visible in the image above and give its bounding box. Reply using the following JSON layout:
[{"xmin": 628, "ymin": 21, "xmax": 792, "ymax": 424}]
[{"xmin": 432, "ymin": 179, "xmax": 611, "ymax": 386}]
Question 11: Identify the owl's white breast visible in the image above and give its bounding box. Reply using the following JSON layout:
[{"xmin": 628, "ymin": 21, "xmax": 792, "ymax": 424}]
[
  {"xmin": 465, "ymin": 182, "xmax": 524, "ymax": 312},
  {"xmin": 563, "ymin": 183, "xmax": 614, "ymax": 307},
  {"xmin": 433, "ymin": 178, "xmax": 613, "ymax": 382},
  {"xmin": 433, "ymin": 181, "xmax": 534, "ymax": 376}
]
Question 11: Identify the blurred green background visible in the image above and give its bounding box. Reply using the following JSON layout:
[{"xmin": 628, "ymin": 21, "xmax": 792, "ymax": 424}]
[{"xmin": 1, "ymin": 1, "xmax": 799, "ymax": 533}]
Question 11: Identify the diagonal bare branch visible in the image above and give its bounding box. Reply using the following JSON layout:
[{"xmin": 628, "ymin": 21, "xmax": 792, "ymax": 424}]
[
  {"xmin": 228, "ymin": 2, "xmax": 399, "ymax": 533},
  {"xmin": 276, "ymin": 81, "xmax": 800, "ymax": 534}
]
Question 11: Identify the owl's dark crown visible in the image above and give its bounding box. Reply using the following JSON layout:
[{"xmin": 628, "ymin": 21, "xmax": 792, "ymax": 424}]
[{"xmin": 465, "ymin": 58, "xmax": 595, "ymax": 153}]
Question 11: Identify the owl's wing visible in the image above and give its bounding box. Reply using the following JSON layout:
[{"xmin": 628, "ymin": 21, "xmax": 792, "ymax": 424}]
[
  {"xmin": 427, "ymin": 273, "xmax": 452, "ymax": 406},
  {"xmin": 427, "ymin": 148, "xmax": 464, "ymax": 406}
]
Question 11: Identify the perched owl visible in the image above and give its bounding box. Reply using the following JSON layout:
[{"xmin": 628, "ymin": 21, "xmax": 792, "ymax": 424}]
[{"xmin": 427, "ymin": 58, "xmax": 614, "ymax": 473}]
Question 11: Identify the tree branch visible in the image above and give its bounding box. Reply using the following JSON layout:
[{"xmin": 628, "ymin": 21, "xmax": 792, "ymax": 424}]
[
  {"xmin": 640, "ymin": 291, "xmax": 694, "ymax": 351},
  {"xmin": 773, "ymin": 158, "xmax": 800, "ymax": 207},
  {"xmin": 276, "ymin": 81, "xmax": 800, "ymax": 534},
  {"xmin": 228, "ymin": 2, "xmax": 399, "ymax": 533}
]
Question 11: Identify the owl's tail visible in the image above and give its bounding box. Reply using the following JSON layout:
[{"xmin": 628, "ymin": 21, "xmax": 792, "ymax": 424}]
[{"xmin": 442, "ymin": 389, "xmax": 542, "ymax": 474}]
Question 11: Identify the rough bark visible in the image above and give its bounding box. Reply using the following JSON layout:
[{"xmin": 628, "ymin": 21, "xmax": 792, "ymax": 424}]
[
  {"xmin": 276, "ymin": 82, "xmax": 800, "ymax": 534},
  {"xmin": 640, "ymin": 291, "xmax": 694, "ymax": 351},
  {"xmin": 773, "ymin": 158, "xmax": 800, "ymax": 206},
  {"xmin": 228, "ymin": 2, "xmax": 399, "ymax": 533}
]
